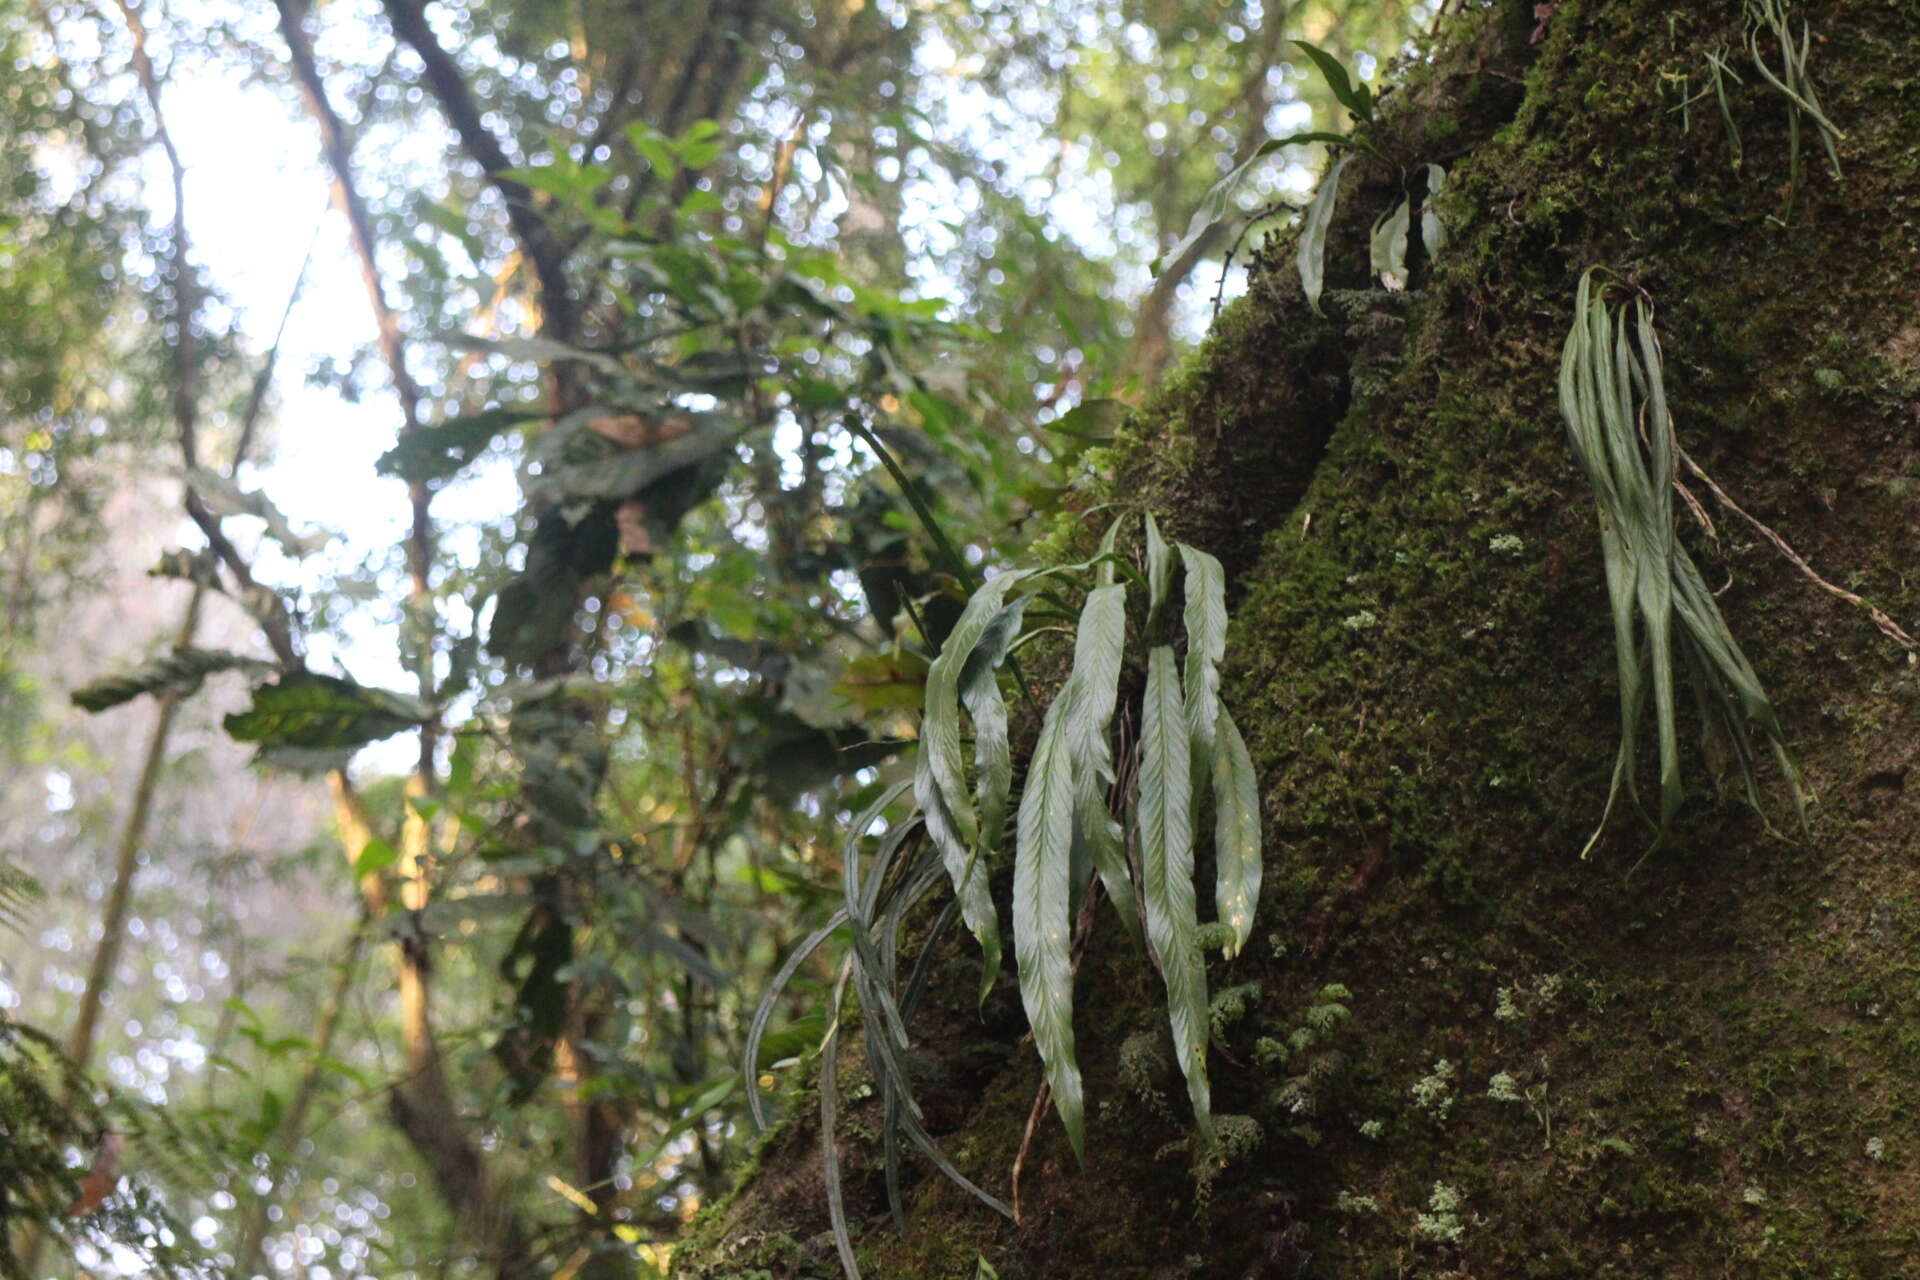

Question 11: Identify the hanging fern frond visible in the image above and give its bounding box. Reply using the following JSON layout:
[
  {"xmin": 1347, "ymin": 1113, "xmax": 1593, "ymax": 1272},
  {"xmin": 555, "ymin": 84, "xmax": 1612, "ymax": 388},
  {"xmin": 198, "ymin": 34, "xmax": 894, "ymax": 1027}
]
[{"xmin": 748, "ymin": 511, "xmax": 1264, "ymax": 1277}]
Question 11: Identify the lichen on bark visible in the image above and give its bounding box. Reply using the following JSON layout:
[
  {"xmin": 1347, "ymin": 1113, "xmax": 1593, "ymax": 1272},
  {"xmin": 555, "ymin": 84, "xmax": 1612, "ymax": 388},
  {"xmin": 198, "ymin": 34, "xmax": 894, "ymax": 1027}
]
[{"xmin": 677, "ymin": 0, "xmax": 1920, "ymax": 1274}]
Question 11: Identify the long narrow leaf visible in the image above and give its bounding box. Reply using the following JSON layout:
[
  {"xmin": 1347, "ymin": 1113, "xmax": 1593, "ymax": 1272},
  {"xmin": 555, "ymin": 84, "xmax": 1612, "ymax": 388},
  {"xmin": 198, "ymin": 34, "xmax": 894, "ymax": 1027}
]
[
  {"xmin": 1420, "ymin": 164, "xmax": 1448, "ymax": 260},
  {"xmin": 1144, "ymin": 513, "xmax": 1176, "ymax": 638},
  {"xmin": 961, "ymin": 598, "xmax": 1031, "ymax": 864},
  {"xmin": 1064, "ymin": 584, "xmax": 1140, "ymax": 942},
  {"xmin": 744, "ymin": 909, "xmax": 849, "ymax": 1131},
  {"xmin": 1298, "ymin": 155, "xmax": 1355, "ymax": 318},
  {"xmin": 1139, "ymin": 646, "xmax": 1214, "ymax": 1148},
  {"xmin": 920, "ymin": 571, "xmax": 1030, "ymax": 997},
  {"xmin": 820, "ymin": 959, "xmax": 860, "ymax": 1279},
  {"xmin": 1212, "ymin": 708, "xmax": 1262, "ymax": 959},
  {"xmin": 1152, "ymin": 130, "xmax": 1349, "ymax": 274},
  {"xmin": 1178, "ymin": 543, "xmax": 1227, "ymax": 781},
  {"xmin": 1014, "ymin": 697, "xmax": 1086, "ymax": 1161},
  {"xmin": 1370, "ymin": 197, "xmax": 1412, "ymax": 291}
]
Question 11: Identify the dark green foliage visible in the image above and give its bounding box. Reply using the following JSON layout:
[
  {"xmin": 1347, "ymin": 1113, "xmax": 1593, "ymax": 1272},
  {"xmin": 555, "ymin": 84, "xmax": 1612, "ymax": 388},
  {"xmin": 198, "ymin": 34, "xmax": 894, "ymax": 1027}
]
[
  {"xmin": 70, "ymin": 647, "xmax": 273, "ymax": 713},
  {"xmin": 223, "ymin": 672, "xmax": 429, "ymax": 751}
]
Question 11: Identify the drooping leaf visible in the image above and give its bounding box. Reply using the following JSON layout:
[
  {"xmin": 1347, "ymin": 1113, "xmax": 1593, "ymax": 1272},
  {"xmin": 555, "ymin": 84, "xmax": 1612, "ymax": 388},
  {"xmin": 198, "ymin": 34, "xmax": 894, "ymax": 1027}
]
[
  {"xmin": 1177, "ymin": 543, "xmax": 1227, "ymax": 780},
  {"xmin": 1298, "ymin": 154, "xmax": 1355, "ymax": 318},
  {"xmin": 1421, "ymin": 164, "xmax": 1448, "ymax": 260},
  {"xmin": 1139, "ymin": 646, "xmax": 1214, "ymax": 1148},
  {"xmin": 376, "ymin": 407, "xmax": 544, "ymax": 484},
  {"xmin": 1370, "ymin": 196, "xmax": 1412, "ymax": 292},
  {"xmin": 1063, "ymin": 584, "xmax": 1140, "ymax": 942},
  {"xmin": 961, "ymin": 597, "xmax": 1031, "ymax": 864},
  {"xmin": 744, "ymin": 908, "xmax": 849, "ymax": 1131},
  {"xmin": 1212, "ymin": 708, "xmax": 1262, "ymax": 959},
  {"xmin": 1557, "ymin": 269, "xmax": 1804, "ymax": 855},
  {"xmin": 223, "ymin": 673, "xmax": 429, "ymax": 750},
  {"xmin": 1151, "ymin": 130, "xmax": 1350, "ymax": 275},
  {"xmin": 72, "ymin": 647, "xmax": 275, "ymax": 713},
  {"xmin": 1013, "ymin": 694, "xmax": 1085, "ymax": 1160},
  {"xmin": 921, "ymin": 570, "xmax": 1030, "ymax": 848}
]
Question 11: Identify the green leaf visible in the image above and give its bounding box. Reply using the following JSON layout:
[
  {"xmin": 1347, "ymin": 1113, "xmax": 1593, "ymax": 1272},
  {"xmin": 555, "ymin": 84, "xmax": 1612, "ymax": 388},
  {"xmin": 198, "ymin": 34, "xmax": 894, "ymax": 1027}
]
[
  {"xmin": 353, "ymin": 837, "xmax": 398, "ymax": 881},
  {"xmin": 916, "ymin": 571, "xmax": 1031, "ymax": 1002},
  {"xmin": 1013, "ymin": 694, "xmax": 1085, "ymax": 1161},
  {"xmin": 624, "ymin": 121, "xmax": 679, "ymax": 180},
  {"xmin": 1178, "ymin": 543, "xmax": 1227, "ymax": 781},
  {"xmin": 223, "ymin": 673, "xmax": 429, "ymax": 751},
  {"xmin": 376, "ymin": 407, "xmax": 543, "ymax": 484},
  {"xmin": 72, "ymin": 647, "xmax": 274, "ymax": 713},
  {"xmin": 961, "ymin": 597, "xmax": 1030, "ymax": 867},
  {"xmin": 1293, "ymin": 40, "xmax": 1373, "ymax": 123},
  {"xmin": 1151, "ymin": 130, "xmax": 1349, "ymax": 275},
  {"xmin": 1140, "ymin": 646, "xmax": 1214, "ymax": 1148},
  {"xmin": 1212, "ymin": 708, "xmax": 1262, "ymax": 959},
  {"xmin": 1370, "ymin": 197, "xmax": 1412, "ymax": 292},
  {"xmin": 1063, "ymin": 584, "xmax": 1140, "ymax": 942},
  {"xmin": 1144, "ymin": 513, "xmax": 1176, "ymax": 637},
  {"xmin": 1297, "ymin": 154, "xmax": 1355, "ymax": 318},
  {"xmin": 1421, "ymin": 164, "xmax": 1448, "ymax": 261},
  {"xmin": 1044, "ymin": 397, "xmax": 1130, "ymax": 441},
  {"xmin": 921, "ymin": 571, "xmax": 1030, "ymax": 850}
]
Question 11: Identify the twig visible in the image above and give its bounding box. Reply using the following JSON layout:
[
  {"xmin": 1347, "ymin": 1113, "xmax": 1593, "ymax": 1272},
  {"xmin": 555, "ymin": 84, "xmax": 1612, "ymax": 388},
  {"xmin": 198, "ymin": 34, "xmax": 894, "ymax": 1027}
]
[{"xmin": 1677, "ymin": 448, "xmax": 1917, "ymax": 654}]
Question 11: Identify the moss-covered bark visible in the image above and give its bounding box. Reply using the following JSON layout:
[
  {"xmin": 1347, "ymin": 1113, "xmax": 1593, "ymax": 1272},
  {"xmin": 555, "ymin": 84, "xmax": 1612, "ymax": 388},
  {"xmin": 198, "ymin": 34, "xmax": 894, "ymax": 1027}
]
[{"xmin": 680, "ymin": 0, "xmax": 1920, "ymax": 1274}]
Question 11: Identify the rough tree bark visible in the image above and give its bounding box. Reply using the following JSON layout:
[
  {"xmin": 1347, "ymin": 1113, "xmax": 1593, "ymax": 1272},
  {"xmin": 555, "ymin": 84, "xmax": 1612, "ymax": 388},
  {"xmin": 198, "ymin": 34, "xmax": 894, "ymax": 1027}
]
[{"xmin": 678, "ymin": 0, "xmax": 1920, "ymax": 1275}]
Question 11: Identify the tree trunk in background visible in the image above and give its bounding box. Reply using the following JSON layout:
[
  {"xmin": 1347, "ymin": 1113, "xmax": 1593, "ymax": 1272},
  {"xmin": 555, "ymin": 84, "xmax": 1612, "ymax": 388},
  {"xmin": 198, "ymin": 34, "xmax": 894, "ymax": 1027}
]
[{"xmin": 677, "ymin": 0, "xmax": 1920, "ymax": 1274}]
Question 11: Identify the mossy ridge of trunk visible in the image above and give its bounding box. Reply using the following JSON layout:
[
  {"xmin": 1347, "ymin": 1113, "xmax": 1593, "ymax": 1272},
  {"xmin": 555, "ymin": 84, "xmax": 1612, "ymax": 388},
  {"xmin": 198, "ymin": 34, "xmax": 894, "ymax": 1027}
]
[{"xmin": 678, "ymin": 0, "xmax": 1920, "ymax": 1275}]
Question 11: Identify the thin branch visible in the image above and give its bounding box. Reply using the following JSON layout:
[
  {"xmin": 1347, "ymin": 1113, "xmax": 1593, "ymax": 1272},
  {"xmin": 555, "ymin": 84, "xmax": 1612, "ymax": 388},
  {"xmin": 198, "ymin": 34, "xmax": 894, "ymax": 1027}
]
[
  {"xmin": 379, "ymin": 0, "xmax": 577, "ymax": 341},
  {"xmin": 1678, "ymin": 448, "xmax": 1918, "ymax": 653}
]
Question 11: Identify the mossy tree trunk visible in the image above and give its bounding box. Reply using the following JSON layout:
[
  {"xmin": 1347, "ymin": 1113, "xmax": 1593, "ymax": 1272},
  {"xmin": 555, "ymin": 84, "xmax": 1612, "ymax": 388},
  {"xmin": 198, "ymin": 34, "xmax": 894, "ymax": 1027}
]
[{"xmin": 680, "ymin": 0, "xmax": 1920, "ymax": 1274}]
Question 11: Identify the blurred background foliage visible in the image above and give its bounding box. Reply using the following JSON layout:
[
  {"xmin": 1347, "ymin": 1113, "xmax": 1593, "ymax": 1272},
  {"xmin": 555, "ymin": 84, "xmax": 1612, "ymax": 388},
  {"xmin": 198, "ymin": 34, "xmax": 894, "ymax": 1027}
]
[{"xmin": 0, "ymin": 0, "xmax": 1424, "ymax": 1273}]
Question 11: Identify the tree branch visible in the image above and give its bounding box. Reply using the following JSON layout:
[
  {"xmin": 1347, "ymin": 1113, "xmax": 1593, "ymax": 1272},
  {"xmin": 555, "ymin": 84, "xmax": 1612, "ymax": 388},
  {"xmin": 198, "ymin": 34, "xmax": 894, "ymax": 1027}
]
[{"xmin": 379, "ymin": 0, "xmax": 578, "ymax": 341}]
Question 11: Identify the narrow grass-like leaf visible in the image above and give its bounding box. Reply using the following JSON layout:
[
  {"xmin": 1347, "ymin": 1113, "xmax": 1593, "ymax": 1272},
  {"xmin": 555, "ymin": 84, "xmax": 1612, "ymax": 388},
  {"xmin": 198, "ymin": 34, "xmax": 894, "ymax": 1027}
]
[
  {"xmin": 1560, "ymin": 269, "xmax": 1804, "ymax": 854},
  {"xmin": 1212, "ymin": 708, "xmax": 1262, "ymax": 959},
  {"xmin": 1298, "ymin": 155, "xmax": 1355, "ymax": 318},
  {"xmin": 1420, "ymin": 164, "xmax": 1448, "ymax": 260},
  {"xmin": 1063, "ymin": 584, "xmax": 1140, "ymax": 942},
  {"xmin": 1139, "ymin": 646, "xmax": 1214, "ymax": 1148},
  {"xmin": 744, "ymin": 908, "xmax": 849, "ymax": 1131},
  {"xmin": 1013, "ymin": 697, "xmax": 1085, "ymax": 1160},
  {"xmin": 1370, "ymin": 197, "xmax": 1412, "ymax": 292},
  {"xmin": 819, "ymin": 958, "xmax": 860, "ymax": 1279}
]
